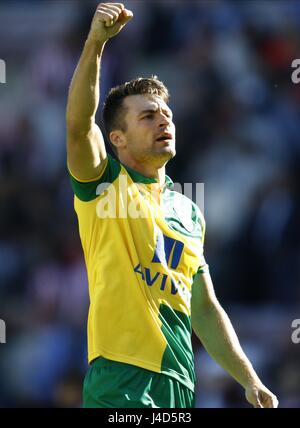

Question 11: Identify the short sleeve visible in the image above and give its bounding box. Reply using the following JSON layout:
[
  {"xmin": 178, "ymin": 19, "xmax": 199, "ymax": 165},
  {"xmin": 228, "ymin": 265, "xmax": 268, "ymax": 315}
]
[
  {"xmin": 68, "ymin": 154, "xmax": 121, "ymax": 202},
  {"xmin": 197, "ymin": 208, "xmax": 209, "ymax": 274}
]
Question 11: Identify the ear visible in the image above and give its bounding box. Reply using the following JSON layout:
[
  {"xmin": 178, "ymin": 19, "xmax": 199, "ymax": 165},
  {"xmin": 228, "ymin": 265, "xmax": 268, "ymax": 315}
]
[{"xmin": 110, "ymin": 130, "xmax": 126, "ymax": 151}]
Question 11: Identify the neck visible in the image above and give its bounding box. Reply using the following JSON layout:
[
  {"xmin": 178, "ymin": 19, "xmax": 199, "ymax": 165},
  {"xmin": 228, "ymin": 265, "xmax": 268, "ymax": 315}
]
[{"xmin": 119, "ymin": 156, "xmax": 166, "ymax": 186}]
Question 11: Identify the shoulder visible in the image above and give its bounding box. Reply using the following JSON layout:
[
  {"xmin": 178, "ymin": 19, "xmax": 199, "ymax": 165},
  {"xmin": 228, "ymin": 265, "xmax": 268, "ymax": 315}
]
[
  {"xmin": 68, "ymin": 154, "xmax": 121, "ymax": 202},
  {"xmin": 168, "ymin": 186, "xmax": 205, "ymax": 220},
  {"xmin": 165, "ymin": 186, "xmax": 206, "ymax": 237}
]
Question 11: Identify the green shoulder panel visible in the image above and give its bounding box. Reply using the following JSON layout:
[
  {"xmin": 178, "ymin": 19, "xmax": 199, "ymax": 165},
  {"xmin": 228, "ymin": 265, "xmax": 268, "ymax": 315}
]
[
  {"xmin": 68, "ymin": 154, "xmax": 121, "ymax": 202},
  {"xmin": 163, "ymin": 190, "xmax": 205, "ymax": 241}
]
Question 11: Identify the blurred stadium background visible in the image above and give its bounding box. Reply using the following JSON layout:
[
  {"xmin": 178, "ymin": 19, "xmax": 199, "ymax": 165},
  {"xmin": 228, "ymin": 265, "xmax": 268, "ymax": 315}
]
[{"xmin": 0, "ymin": 0, "xmax": 300, "ymax": 408}]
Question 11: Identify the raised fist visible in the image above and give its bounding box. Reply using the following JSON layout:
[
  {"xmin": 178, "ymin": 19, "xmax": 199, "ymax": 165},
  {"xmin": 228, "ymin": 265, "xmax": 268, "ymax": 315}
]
[{"xmin": 89, "ymin": 3, "xmax": 133, "ymax": 43}]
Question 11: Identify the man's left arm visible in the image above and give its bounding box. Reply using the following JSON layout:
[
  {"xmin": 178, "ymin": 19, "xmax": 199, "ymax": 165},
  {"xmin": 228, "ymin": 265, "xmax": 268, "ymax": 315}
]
[{"xmin": 191, "ymin": 271, "xmax": 279, "ymax": 408}]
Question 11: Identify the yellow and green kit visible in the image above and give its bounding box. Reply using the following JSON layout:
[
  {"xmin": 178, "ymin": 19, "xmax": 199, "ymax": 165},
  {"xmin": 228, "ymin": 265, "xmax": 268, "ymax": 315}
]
[{"xmin": 69, "ymin": 154, "xmax": 208, "ymax": 407}]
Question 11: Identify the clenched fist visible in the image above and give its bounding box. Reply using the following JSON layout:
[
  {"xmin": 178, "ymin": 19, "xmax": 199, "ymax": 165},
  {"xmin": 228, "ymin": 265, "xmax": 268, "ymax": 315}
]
[{"xmin": 89, "ymin": 3, "xmax": 133, "ymax": 44}]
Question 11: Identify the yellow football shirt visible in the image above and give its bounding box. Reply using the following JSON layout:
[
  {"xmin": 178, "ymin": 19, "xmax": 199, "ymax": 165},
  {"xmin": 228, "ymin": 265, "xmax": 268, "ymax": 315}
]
[{"xmin": 69, "ymin": 154, "xmax": 208, "ymax": 392}]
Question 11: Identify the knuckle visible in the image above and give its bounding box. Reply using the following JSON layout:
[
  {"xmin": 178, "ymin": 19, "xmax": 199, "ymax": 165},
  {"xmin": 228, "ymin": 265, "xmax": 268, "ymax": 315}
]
[
  {"xmin": 110, "ymin": 10, "xmax": 118, "ymax": 18},
  {"xmin": 98, "ymin": 3, "xmax": 109, "ymax": 10},
  {"xmin": 113, "ymin": 3, "xmax": 124, "ymax": 10},
  {"xmin": 99, "ymin": 4, "xmax": 117, "ymax": 16}
]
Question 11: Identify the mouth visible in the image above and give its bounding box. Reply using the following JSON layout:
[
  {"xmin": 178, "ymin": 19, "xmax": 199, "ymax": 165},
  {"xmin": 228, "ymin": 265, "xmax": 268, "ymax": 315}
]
[{"xmin": 156, "ymin": 133, "xmax": 173, "ymax": 142}]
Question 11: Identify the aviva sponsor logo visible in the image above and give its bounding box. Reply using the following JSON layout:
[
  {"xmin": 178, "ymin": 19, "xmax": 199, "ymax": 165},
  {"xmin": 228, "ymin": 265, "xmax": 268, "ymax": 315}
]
[
  {"xmin": 134, "ymin": 263, "xmax": 180, "ymax": 295},
  {"xmin": 133, "ymin": 232, "xmax": 191, "ymax": 302},
  {"xmin": 151, "ymin": 232, "xmax": 184, "ymax": 270}
]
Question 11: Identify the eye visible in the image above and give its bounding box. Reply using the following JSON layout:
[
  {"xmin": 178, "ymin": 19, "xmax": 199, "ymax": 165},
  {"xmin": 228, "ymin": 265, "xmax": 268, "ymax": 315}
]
[
  {"xmin": 142, "ymin": 114, "xmax": 154, "ymax": 120},
  {"xmin": 163, "ymin": 111, "xmax": 172, "ymax": 120}
]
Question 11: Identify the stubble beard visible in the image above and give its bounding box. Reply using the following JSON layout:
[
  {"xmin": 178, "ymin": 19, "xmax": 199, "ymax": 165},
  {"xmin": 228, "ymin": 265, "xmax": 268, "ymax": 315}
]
[{"xmin": 140, "ymin": 144, "xmax": 176, "ymax": 168}]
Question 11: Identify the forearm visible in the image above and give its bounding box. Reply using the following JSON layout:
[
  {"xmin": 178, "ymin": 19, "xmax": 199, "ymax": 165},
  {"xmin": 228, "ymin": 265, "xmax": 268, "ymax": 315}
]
[
  {"xmin": 66, "ymin": 37, "xmax": 106, "ymax": 134},
  {"xmin": 192, "ymin": 302, "xmax": 260, "ymax": 389}
]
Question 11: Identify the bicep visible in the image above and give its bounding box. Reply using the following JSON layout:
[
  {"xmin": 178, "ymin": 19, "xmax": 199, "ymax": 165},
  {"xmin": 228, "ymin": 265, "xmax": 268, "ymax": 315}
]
[{"xmin": 67, "ymin": 122, "xmax": 107, "ymax": 181}]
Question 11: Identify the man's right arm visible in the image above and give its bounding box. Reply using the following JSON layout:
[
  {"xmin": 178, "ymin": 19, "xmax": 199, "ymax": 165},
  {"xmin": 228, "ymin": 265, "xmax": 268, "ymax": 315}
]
[{"xmin": 66, "ymin": 3, "xmax": 133, "ymax": 181}]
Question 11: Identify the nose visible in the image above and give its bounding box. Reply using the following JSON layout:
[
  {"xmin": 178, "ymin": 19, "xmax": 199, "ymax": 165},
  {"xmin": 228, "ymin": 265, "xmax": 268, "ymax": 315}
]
[{"xmin": 158, "ymin": 113, "xmax": 171, "ymax": 127}]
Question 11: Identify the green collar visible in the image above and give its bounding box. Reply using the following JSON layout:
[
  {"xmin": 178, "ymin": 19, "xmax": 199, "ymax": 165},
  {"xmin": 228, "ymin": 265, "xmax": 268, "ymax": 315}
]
[{"xmin": 122, "ymin": 162, "xmax": 174, "ymax": 190}]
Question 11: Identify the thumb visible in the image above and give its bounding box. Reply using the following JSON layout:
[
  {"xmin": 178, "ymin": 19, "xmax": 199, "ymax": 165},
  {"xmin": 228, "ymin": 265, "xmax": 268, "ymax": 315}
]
[
  {"xmin": 252, "ymin": 390, "xmax": 263, "ymax": 408},
  {"xmin": 116, "ymin": 9, "xmax": 133, "ymax": 26},
  {"xmin": 246, "ymin": 388, "xmax": 263, "ymax": 408},
  {"xmin": 254, "ymin": 397, "xmax": 263, "ymax": 408}
]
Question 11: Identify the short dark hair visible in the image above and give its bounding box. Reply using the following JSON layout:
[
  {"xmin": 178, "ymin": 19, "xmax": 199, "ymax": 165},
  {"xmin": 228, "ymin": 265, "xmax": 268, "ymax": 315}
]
[{"xmin": 102, "ymin": 76, "xmax": 169, "ymax": 154}]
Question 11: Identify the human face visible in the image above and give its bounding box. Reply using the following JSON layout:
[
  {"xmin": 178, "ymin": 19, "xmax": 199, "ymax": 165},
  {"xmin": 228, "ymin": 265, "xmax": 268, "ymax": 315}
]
[{"xmin": 120, "ymin": 94, "xmax": 176, "ymax": 165}]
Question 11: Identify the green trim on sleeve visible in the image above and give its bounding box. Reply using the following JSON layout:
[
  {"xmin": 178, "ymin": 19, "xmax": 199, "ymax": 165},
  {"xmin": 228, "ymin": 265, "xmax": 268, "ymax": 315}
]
[
  {"xmin": 68, "ymin": 154, "xmax": 121, "ymax": 202},
  {"xmin": 197, "ymin": 264, "xmax": 209, "ymax": 275}
]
